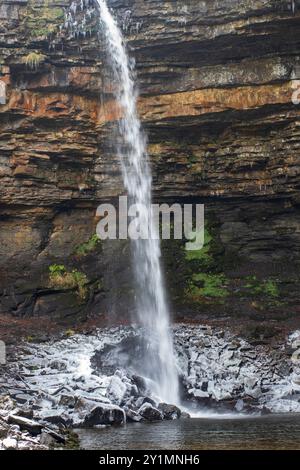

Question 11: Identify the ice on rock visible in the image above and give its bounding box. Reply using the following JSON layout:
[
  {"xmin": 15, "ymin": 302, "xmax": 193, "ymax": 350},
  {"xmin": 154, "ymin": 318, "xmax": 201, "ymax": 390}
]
[
  {"xmin": 190, "ymin": 351, "xmax": 199, "ymax": 362},
  {"xmin": 175, "ymin": 324, "xmax": 300, "ymax": 412},
  {"xmin": 138, "ymin": 403, "xmax": 163, "ymax": 421},
  {"xmin": 106, "ymin": 375, "xmax": 127, "ymax": 404},
  {"xmin": 212, "ymin": 387, "xmax": 232, "ymax": 402},
  {"xmin": 192, "ymin": 390, "xmax": 210, "ymax": 399},
  {"xmin": 2, "ymin": 324, "xmax": 300, "ymax": 423},
  {"xmin": 235, "ymin": 399, "xmax": 244, "ymax": 412},
  {"xmin": 244, "ymin": 377, "xmax": 258, "ymax": 390},
  {"xmin": 266, "ymin": 399, "xmax": 300, "ymax": 413},
  {"xmin": 2, "ymin": 437, "xmax": 18, "ymax": 449},
  {"xmin": 289, "ymin": 330, "xmax": 300, "ymax": 345}
]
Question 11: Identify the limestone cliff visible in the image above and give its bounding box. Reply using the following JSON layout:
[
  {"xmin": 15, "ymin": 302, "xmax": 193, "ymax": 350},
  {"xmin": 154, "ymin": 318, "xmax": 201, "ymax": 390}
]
[{"xmin": 0, "ymin": 0, "xmax": 300, "ymax": 326}]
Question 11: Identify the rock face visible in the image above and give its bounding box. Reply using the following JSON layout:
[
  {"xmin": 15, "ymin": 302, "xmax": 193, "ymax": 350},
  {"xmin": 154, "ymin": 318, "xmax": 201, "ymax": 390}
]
[{"xmin": 0, "ymin": 0, "xmax": 300, "ymax": 320}]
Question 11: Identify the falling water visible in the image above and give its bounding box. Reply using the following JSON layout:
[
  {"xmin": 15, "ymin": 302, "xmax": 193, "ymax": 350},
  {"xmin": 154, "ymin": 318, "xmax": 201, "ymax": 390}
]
[{"xmin": 96, "ymin": 0, "xmax": 179, "ymax": 404}]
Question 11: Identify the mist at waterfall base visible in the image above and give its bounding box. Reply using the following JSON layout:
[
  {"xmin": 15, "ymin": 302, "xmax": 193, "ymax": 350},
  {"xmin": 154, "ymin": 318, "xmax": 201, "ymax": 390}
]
[{"xmin": 96, "ymin": 0, "xmax": 179, "ymax": 405}]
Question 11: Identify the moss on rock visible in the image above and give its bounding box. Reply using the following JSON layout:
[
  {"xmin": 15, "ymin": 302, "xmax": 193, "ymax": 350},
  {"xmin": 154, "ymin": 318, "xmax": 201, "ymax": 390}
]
[
  {"xmin": 21, "ymin": 1, "xmax": 65, "ymax": 39},
  {"xmin": 243, "ymin": 275, "xmax": 280, "ymax": 298},
  {"xmin": 74, "ymin": 234, "xmax": 102, "ymax": 257},
  {"xmin": 48, "ymin": 265, "xmax": 89, "ymax": 302},
  {"xmin": 185, "ymin": 272, "xmax": 229, "ymax": 302},
  {"xmin": 23, "ymin": 52, "xmax": 46, "ymax": 70}
]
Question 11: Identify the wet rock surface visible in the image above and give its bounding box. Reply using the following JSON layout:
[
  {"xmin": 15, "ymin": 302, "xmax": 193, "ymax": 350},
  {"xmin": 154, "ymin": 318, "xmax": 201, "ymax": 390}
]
[
  {"xmin": 158, "ymin": 403, "xmax": 182, "ymax": 420},
  {"xmin": 1, "ymin": 324, "xmax": 300, "ymax": 450}
]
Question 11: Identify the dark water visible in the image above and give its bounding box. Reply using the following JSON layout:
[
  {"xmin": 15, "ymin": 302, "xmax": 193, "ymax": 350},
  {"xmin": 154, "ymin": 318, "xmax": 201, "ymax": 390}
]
[{"xmin": 77, "ymin": 414, "xmax": 300, "ymax": 450}]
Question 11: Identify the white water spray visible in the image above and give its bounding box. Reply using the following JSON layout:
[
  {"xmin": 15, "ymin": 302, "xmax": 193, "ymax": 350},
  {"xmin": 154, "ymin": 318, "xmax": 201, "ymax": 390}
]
[{"xmin": 96, "ymin": 0, "xmax": 179, "ymax": 404}]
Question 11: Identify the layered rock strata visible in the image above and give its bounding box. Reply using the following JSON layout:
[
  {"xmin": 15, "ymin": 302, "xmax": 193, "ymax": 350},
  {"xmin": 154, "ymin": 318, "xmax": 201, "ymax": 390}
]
[{"xmin": 0, "ymin": 0, "xmax": 299, "ymax": 321}]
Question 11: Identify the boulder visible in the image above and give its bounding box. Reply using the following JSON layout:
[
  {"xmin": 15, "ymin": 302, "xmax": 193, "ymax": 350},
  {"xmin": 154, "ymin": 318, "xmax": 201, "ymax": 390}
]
[
  {"xmin": 131, "ymin": 375, "xmax": 148, "ymax": 394},
  {"xmin": 80, "ymin": 404, "xmax": 125, "ymax": 427},
  {"xmin": 138, "ymin": 403, "xmax": 163, "ymax": 421},
  {"xmin": 41, "ymin": 411, "xmax": 69, "ymax": 427},
  {"xmin": 59, "ymin": 394, "xmax": 76, "ymax": 408},
  {"xmin": 14, "ymin": 394, "xmax": 32, "ymax": 404},
  {"xmin": 49, "ymin": 360, "xmax": 67, "ymax": 371},
  {"xmin": 15, "ymin": 408, "xmax": 34, "ymax": 419},
  {"xmin": 74, "ymin": 397, "xmax": 125, "ymax": 427},
  {"xmin": 244, "ymin": 377, "xmax": 258, "ymax": 390},
  {"xmin": 181, "ymin": 411, "xmax": 191, "ymax": 419},
  {"xmin": 40, "ymin": 429, "xmax": 65, "ymax": 446},
  {"xmin": 7, "ymin": 415, "xmax": 42, "ymax": 436},
  {"xmin": 47, "ymin": 429, "xmax": 66, "ymax": 444},
  {"xmin": 125, "ymin": 408, "xmax": 144, "ymax": 423},
  {"xmin": 40, "ymin": 432, "xmax": 58, "ymax": 447},
  {"xmin": 135, "ymin": 396, "xmax": 157, "ymax": 408},
  {"xmin": 106, "ymin": 375, "xmax": 127, "ymax": 404},
  {"xmin": 193, "ymin": 390, "xmax": 210, "ymax": 399},
  {"xmin": 246, "ymin": 386, "xmax": 262, "ymax": 399},
  {"xmin": 158, "ymin": 403, "xmax": 181, "ymax": 420}
]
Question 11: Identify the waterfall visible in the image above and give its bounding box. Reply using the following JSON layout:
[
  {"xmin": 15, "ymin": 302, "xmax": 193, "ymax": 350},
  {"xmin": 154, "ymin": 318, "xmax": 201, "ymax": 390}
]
[{"xmin": 96, "ymin": 0, "xmax": 179, "ymax": 404}]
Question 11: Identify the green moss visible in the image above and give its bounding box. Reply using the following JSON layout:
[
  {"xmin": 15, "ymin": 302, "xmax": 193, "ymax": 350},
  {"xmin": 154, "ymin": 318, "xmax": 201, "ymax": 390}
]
[
  {"xmin": 244, "ymin": 276, "xmax": 279, "ymax": 298},
  {"xmin": 185, "ymin": 228, "xmax": 213, "ymax": 265},
  {"xmin": 71, "ymin": 270, "xmax": 89, "ymax": 300},
  {"xmin": 49, "ymin": 265, "xmax": 89, "ymax": 301},
  {"xmin": 74, "ymin": 234, "xmax": 102, "ymax": 257},
  {"xmin": 263, "ymin": 280, "xmax": 280, "ymax": 298},
  {"xmin": 64, "ymin": 430, "xmax": 80, "ymax": 450},
  {"xmin": 22, "ymin": 2, "xmax": 64, "ymax": 39},
  {"xmin": 49, "ymin": 264, "xmax": 66, "ymax": 276},
  {"xmin": 65, "ymin": 329, "xmax": 75, "ymax": 338},
  {"xmin": 186, "ymin": 273, "xmax": 229, "ymax": 301},
  {"xmin": 185, "ymin": 227, "xmax": 228, "ymax": 302}
]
